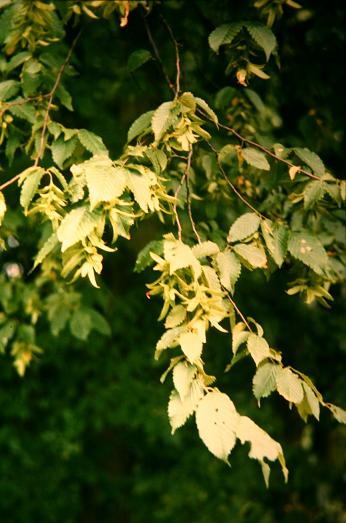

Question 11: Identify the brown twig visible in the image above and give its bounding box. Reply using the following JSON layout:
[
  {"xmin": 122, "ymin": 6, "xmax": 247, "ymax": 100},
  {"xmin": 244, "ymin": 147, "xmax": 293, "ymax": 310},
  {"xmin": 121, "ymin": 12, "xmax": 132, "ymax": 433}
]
[
  {"xmin": 1, "ymin": 93, "xmax": 51, "ymax": 113},
  {"xmin": 225, "ymin": 291, "xmax": 253, "ymax": 332},
  {"xmin": 173, "ymin": 149, "xmax": 194, "ymax": 241},
  {"xmin": 208, "ymin": 141, "xmax": 265, "ymax": 218},
  {"xmin": 160, "ymin": 15, "xmax": 181, "ymax": 98},
  {"xmin": 34, "ymin": 31, "xmax": 81, "ymax": 167},
  {"xmin": 219, "ymin": 122, "xmax": 320, "ymax": 180},
  {"xmin": 143, "ymin": 15, "xmax": 175, "ymax": 94}
]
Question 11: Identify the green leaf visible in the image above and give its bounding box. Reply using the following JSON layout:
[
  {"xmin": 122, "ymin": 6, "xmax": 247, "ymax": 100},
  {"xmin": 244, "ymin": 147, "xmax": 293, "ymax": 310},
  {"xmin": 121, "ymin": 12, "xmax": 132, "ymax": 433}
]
[
  {"xmin": 0, "ymin": 79, "xmax": 20, "ymax": 100},
  {"xmin": 156, "ymin": 326, "xmax": 185, "ymax": 355},
  {"xmin": 245, "ymin": 22, "xmax": 277, "ymax": 61},
  {"xmin": 215, "ymin": 251, "xmax": 241, "ymax": 292},
  {"xmin": 208, "ymin": 23, "xmax": 243, "ymax": 53},
  {"xmin": 145, "ymin": 148, "xmax": 167, "ymax": 174},
  {"xmin": 261, "ymin": 220, "xmax": 288, "ymax": 268},
  {"xmin": 88, "ymin": 309, "xmax": 111, "ymax": 336},
  {"xmin": 242, "ymin": 147, "xmax": 270, "ymax": 170},
  {"xmin": 84, "ymin": 157, "xmax": 127, "ymax": 208},
  {"xmin": 252, "ymin": 362, "xmax": 280, "ymax": 403},
  {"xmin": 0, "ymin": 191, "xmax": 6, "ymax": 226},
  {"xmin": 195, "ymin": 97, "xmax": 218, "ymax": 124},
  {"xmin": 327, "ymin": 404, "xmax": 346, "ymax": 424},
  {"xmin": 9, "ymin": 100, "xmax": 36, "ymax": 123},
  {"xmin": 236, "ymin": 416, "xmax": 285, "ymax": 482},
  {"xmin": 127, "ymin": 49, "xmax": 152, "ymax": 72},
  {"xmin": 165, "ymin": 305, "xmax": 187, "ymax": 329},
  {"xmin": 228, "ymin": 212, "xmax": 261, "ymax": 243},
  {"xmin": 297, "ymin": 382, "xmax": 320, "ymax": 422},
  {"xmin": 51, "ymin": 136, "xmax": 77, "ymax": 169},
  {"xmin": 127, "ymin": 110, "xmax": 154, "ymax": 143},
  {"xmin": 247, "ymin": 334, "xmax": 270, "ymax": 366},
  {"xmin": 288, "ymin": 232, "xmax": 328, "ymax": 275},
  {"xmin": 33, "ymin": 232, "xmax": 58, "ymax": 268},
  {"xmin": 195, "ymin": 391, "xmax": 238, "ymax": 462},
  {"xmin": 192, "ymin": 241, "xmax": 220, "ymax": 258},
  {"xmin": 276, "ymin": 367, "xmax": 304, "ymax": 404},
  {"xmin": 164, "ymin": 239, "xmax": 201, "ymax": 278},
  {"xmin": 126, "ymin": 171, "xmax": 153, "ymax": 213},
  {"xmin": 303, "ymin": 180, "xmax": 324, "ymax": 209},
  {"xmin": 152, "ymin": 101, "xmax": 175, "ymax": 142},
  {"xmin": 234, "ymin": 243, "xmax": 267, "ymax": 269},
  {"xmin": 57, "ymin": 206, "xmax": 101, "ymax": 252},
  {"xmin": 70, "ymin": 308, "xmax": 92, "ymax": 340},
  {"xmin": 19, "ymin": 166, "xmax": 45, "ymax": 211},
  {"xmin": 294, "ymin": 148, "xmax": 325, "ymax": 177},
  {"xmin": 173, "ymin": 361, "xmax": 197, "ymax": 399},
  {"xmin": 78, "ymin": 129, "xmax": 108, "ymax": 155},
  {"xmin": 168, "ymin": 379, "xmax": 204, "ymax": 433},
  {"xmin": 232, "ymin": 323, "xmax": 250, "ymax": 355},
  {"xmin": 134, "ymin": 240, "xmax": 163, "ymax": 272},
  {"xmin": 179, "ymin": 332, "xmax": 203, "ymax": 363}
]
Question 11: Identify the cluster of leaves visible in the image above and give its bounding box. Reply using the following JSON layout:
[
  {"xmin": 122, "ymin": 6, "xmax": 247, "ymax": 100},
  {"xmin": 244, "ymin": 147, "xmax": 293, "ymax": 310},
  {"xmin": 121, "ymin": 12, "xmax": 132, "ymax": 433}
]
[{"xmin": 0, "ymin": 0, "xmax": 345, "ymax": 486}]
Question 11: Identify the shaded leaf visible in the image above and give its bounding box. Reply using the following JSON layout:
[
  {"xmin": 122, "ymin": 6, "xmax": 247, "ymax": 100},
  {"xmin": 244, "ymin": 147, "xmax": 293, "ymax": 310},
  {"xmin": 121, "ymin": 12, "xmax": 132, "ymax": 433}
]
[
  {"xmin": 216, "ymin": 250, "xmax": 241, "ymax": 292},
  {"xmin": 242, "ymin": 147, "xmax": 270, "ymax": 170},
  {"xmin": 208, "ymin": 23, "xmax": 243, "ymax": 53},
  {"xmin": 234, "ymin": 243, "xmax": 267, "ymax": 269},
  {"xmin": 78, "ymin": 129, "xmax": 108, "ymax": 155},
  {"xmin": 294, "ymin": 147, "xmax": 325, "ymax": 177},
  {"xmin": 228, "ymin": 212, "xmax": 261, "ymax": 243},
  {"xmin": 127, "ymin": 49, "xmax": 152, "ymax": 72},
  {"xmin": 127, "ymin": 110, "xmax": 154, "ymax": 143},
  {"xmin": 288, "ymin": 232, "xmax": 328, "ymax": 275},
  {"xmin": 245, "ymin": 22, "xmax": 277, "ymax": 61}
]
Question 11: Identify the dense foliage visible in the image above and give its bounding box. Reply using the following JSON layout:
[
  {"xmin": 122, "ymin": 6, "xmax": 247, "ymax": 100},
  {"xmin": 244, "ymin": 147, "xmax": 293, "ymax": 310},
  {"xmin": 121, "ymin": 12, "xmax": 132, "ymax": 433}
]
[{"xmin": 0, "ymin": 0, "xmax": 345, "ymax": 521}]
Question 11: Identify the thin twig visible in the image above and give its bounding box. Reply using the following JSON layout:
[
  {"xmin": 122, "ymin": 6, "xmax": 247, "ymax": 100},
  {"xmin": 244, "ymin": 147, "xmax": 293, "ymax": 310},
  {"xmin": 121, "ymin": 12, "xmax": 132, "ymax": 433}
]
[
  {"xmin": 225, "ymin": 291, "xmax": 253, "ymax": 332},
  {"xmin": 208, "ymin": 141, "xmax": 265, "ymax": 218},
  {"xmin": 184, "ymin": 150, "xmax": 201, "ymax": 243},
  {"xmin": 160, "ymin": 15, "xmax": 181, "ymax": 98},
  {"xmin": 1, "ymin": 93, "xmax": 50, "ymax": 112},
  {"xmin": 143, "ymin": 15, "xmax": 175, "ymax": 94},
  {"xmin": 34, "ymin": 31, "xmax": 81, "ymax": 167},
  {"xmin": 219, "ymin": 122, "xmax": 320, "ymax": 181}
]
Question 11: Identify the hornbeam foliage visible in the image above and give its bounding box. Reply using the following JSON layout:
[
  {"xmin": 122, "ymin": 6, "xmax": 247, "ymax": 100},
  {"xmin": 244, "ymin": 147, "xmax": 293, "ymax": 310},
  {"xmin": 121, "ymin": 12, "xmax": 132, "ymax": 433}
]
[{"xmin": 0, "ymin": 0, "xmax": 345, "ymax": 486}]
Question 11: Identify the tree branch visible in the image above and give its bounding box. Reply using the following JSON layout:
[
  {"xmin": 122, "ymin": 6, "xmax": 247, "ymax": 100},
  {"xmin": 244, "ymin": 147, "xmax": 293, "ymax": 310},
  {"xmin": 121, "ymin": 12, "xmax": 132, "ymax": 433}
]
[
  {"xmin": 160, "ymin": 15, "xmax": 181, "ymax": 98},
  {"xmin": 219, "ymin": 122, "xmax": 320, "ymax": 180}
]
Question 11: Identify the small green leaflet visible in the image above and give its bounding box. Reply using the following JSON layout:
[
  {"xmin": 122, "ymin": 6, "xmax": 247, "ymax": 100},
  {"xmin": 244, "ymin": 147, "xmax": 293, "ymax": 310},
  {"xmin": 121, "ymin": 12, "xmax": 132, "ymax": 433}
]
[
  {"xmin": 252, "ymin": 362, "xmax": 280, "ymax": 403},
  {"xmin": 165, "ymin": 304, "xmax": 187, "ymax": 329},
  {"xmin": 134, "ymin": 240, "xmax": 163, "ymax": 273},
  {"xmin": 233, "ymin": 243, "xmax": 267, "ymax": 269},
  {"xmin": 276, "ymin": 367, "xmax": 304, "ymax": 404},
  {"xmin": 215, "ymin": 251, "xmax": 241, "ymax": 292},
  {"xmin": 294, "ymin": 148, "xmax": 325, "ymax": 177},
  {"xmin": 164, "ymin": 239, "xmax": 201, "ymax": 278},
  {"xmin": 127, "ymin": 49, "xmax": 152, "ymax": 72},
  {"xmin": 195, "ymin": 391, "xmax": 238, "ymax": 462},
  {"xmin": 228, "ymin": 212, "xmax": 261, "ymax": 243},
  {"xmin": 33, "ymin": 232, "xmax": 58, "ymax": 269},
  {"xmin": 57, "ymin": 206, "xmax": 101, "ymax": 251},
  {"xmin": 297, "ymin": 382, "xmax": 320, "ymax": 422},
  {"xmin": 145, "ymin": 148, "xmax": 167, "ymax": 174},
  {"xmin": 126, "ymin": 171, "xmax": 153, "ymax": 212},
  {"xmin": 303, "ymin": 180, "xmax": 324, "ymax": 209},
  {"xmin": 247, "ymin": 334, "xmax": 270, "ymax": 366},
  {"xmin": 51, "ymin": 136, "xmax": 77, "ymax": 169},
  {"xmin": 152, "ymin": 101, "xmax": 175, "ymax": 142},
  {"xmin": 127, "ymin": 110, "xmax": 154, "ymax": 143},
  {"xmin": 192, "ymin": 241, "xmax": 220, "ymax": 259},
  {"xmin": 0, "ymin": 79, "xmax": 20, "ymax": 101},
  {"xmin": 194, "ymin": 97, "xmax": 218, "ymax": 125},
  {"xmin": 9, "ymin": 99, "xmax": 36, "ymax": 123},
  {"xmin": 261, "ymin": 220, "xmax": 288, "ymax": 268},
  {"xmin": 172, "ymin": 361, "xmax": 197, "ymax": 399},
  {"xmin": 236, "ymin": 416, "xmax": 287, "ymax": 484},
  {"xmin": 78, "ymin": 129, "xmax": 108, "ymax": 155},
  {"xmin": 19, "ymin": 166, "xmax": 45, "ymax": 211},
  {"xmin": 179, "ymin": 332, "xmax": 203, "ymax": 363},
  {"xmin": 326, "ymin": 404, "xmax": 346, "ymax": 424},
  {"xmin": 288, "ymin": 232, "xmax": 328, "ymax": 275},
  {"xmin": 208, "ymin": 23, "xmax": 243, "ymax": 53},
  {"xmin": 245, "ymin": 22, "xmax": 277, "ymax": 61},
  {"xmin": 70, "ymin": 308, "xmax": 92, "ymax": 340},
  {"xmin": 0, "ymin": 192, "xmax": 6, "ymax": 226},
  {"xmin": 168, "ymin": 379, "xmax": 204, "ymax": 433},
  {"xmin": 84, "ymin": 157, "xmax": 127, "ymax": 208},
  {"xmin": 242, "ymin": 147, "xmax": 270, "ymax": 171}
]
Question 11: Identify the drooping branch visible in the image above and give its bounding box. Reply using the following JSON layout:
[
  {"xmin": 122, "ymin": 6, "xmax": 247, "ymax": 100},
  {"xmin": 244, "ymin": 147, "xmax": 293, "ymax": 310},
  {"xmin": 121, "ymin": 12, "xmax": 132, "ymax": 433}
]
[
  {"xmin": 160, "ymin": 15, "xmax": 181, "ymax": 98},
  {"xmin": 219, "ymin": 122, "xmax": 320, "ymax": 180}
]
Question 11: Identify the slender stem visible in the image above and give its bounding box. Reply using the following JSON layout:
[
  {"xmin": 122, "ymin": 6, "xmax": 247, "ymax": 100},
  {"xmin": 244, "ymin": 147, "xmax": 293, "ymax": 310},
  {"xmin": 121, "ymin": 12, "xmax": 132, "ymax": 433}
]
[
  {"xmin": 0, "ymin": 173, "xmax": 22, "ymax": 191},
  {"xmin": 34, "ymin": 31, "xmax": 81, "ymax": 167},
  {"xmin": 160, "ymin": 15, "xmax": 181, "ymax": 98},
  {"xmin": 1, "ymin": 93, "xmax": 50, "ymax": 112},
  {"xmin": 225, "ymin": 291, "xmax": 253, "ymax": 332},
  {"xmin": 219, "ymin": 122, "xmax": 320, "ymax": 180},
  {"xmin": 143, "ymin": 15, "xmax": 175, "ymax": 94},
  {"xmin": 208, "ymin": 142, "xmax": 265, "ymax": 218}
]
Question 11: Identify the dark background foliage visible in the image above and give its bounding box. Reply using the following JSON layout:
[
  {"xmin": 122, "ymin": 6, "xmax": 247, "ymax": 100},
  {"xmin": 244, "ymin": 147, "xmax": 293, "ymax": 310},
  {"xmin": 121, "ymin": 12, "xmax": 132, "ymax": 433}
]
[{"xmin": 0, "ymin": 1, "xmax": 345, "ymax": 522}]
